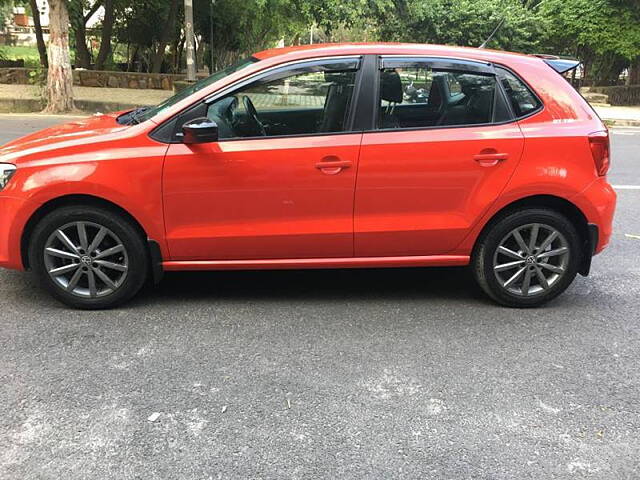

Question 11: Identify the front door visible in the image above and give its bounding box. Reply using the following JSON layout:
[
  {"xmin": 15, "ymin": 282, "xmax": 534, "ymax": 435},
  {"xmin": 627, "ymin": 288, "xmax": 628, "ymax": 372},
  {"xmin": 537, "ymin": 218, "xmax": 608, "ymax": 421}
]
[
  {"xmin": 163, "ymin": 58, "xmax": 362, "ymax": 261},
  {"xmin": 355, "ymin": 57, "xmax": 525, "ymax": 257}
]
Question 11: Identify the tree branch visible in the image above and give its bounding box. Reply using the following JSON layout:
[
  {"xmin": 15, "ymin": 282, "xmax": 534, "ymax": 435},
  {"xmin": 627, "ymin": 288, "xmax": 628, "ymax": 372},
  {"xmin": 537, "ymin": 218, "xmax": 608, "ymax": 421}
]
[{"xmin": 84, "ymin": 0, "xmax": 103, "ymax": 23}]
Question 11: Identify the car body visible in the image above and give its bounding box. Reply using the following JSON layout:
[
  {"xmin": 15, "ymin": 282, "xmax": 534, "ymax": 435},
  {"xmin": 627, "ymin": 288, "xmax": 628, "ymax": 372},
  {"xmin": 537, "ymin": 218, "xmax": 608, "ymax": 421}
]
[{"xmin": 0, "ymin": 43, "xmax": 616, "ymax": 308}]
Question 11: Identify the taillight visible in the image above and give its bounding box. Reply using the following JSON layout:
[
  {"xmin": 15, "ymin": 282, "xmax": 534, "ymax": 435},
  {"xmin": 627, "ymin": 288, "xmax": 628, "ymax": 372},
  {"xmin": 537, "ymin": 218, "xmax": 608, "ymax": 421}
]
[{"xmin": 588, "ymin": 131, "xmax": 610, "ymax": 176}]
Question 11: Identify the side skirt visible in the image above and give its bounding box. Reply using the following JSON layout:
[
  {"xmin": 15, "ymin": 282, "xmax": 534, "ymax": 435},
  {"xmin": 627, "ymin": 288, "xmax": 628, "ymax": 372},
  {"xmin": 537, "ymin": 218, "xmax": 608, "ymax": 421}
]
[{"xmin": 162, "ymin": 255, "xmax": 470, "ymax": 272}]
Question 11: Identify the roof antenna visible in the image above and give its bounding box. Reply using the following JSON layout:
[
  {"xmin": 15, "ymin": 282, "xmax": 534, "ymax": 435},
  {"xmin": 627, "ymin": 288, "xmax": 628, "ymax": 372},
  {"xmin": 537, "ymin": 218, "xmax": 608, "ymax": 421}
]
[{"xmin": 479, "ymin": 18, "xmax": 505, "ymax": 49}]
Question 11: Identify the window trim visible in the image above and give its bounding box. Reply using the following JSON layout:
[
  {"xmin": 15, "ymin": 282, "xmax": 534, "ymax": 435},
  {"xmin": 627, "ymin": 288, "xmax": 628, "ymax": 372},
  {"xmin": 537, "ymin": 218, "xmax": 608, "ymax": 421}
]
[
  {"xmin": 151, "ymin": 55, "xmax": 364, "ymax": 144},
  {"xmin": 371, "ymin": 55, "xmax": 515, "ymax": 134},
  {"xmin": 380, "ymin": 56, "xmax": 494, "ymax": 74}
]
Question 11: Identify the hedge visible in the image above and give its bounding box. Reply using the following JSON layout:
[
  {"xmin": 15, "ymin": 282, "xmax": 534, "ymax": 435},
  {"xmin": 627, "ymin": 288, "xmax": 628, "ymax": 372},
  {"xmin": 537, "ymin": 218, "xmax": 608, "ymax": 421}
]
[{"xmin": 590, "ymin": 86, "xmax": 640, "ymax": 106}]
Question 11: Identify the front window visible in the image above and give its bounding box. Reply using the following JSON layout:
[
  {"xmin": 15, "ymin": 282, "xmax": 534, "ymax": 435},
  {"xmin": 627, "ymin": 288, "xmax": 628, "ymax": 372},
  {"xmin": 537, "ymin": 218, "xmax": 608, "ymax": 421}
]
[
  {"xmin": 206, "ymin": 59, "xmax": 359, "ymax": 139},
  {"xmin": 122, "ymin": 57, "xmax": 259, "ymax": 124}
]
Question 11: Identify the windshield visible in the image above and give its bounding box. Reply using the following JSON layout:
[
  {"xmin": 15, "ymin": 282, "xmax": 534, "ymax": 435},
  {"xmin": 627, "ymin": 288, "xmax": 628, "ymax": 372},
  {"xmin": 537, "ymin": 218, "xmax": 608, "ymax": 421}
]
[{"xmin": 122, "ymin": 56, "xmax": 259, "ymax": 124}]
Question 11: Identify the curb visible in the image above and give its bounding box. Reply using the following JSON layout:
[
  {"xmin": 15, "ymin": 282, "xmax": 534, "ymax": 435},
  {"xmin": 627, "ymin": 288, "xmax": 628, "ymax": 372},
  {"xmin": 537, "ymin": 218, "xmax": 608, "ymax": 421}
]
[
  {"xmin": 602, "ymin": 119, "xmax": 640, "ymax": 128},
  {"xmin": 0, "ymin": 98, "xmax": 153, "ymax": 114}
]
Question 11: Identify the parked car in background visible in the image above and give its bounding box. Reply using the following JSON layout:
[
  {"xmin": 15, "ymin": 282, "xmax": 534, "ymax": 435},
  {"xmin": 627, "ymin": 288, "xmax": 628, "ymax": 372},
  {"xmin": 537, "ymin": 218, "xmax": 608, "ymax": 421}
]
[{"xmin": 0, "ymin": 43, "xmax": 616, "ymax": 309}]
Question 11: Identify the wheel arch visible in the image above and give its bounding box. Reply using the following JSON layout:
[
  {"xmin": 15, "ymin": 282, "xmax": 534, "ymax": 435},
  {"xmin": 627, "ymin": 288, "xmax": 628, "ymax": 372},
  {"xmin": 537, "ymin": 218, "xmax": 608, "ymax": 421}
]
[
  {"xmin": 472, "ymin": 194, "xmax": 593, "ymax": 275},
  {"xmin": 21, "ymin": 194, "xmax": 149, "ymax": 270}
]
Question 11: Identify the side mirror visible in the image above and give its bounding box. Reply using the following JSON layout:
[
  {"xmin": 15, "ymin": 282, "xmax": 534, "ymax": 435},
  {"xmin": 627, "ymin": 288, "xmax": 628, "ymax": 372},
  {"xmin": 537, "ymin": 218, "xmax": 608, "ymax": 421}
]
[{"xmin": 182, "ymin": 117, "xmax": 219, "ymax": 144}]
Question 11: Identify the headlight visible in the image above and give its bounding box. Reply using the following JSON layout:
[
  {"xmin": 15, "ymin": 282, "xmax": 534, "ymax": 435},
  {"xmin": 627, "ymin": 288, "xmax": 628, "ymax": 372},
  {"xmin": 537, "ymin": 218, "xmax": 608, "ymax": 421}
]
[{"xmin": 0, "ymin": 163, "xmax": 16, "ymax": 190}]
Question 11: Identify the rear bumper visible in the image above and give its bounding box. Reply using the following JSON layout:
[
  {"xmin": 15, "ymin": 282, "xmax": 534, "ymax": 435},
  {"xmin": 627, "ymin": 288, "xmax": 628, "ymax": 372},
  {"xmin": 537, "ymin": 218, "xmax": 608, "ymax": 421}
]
[{"xmin": 572, "ymin": 177, "xmax": 617, "ymax": 255}]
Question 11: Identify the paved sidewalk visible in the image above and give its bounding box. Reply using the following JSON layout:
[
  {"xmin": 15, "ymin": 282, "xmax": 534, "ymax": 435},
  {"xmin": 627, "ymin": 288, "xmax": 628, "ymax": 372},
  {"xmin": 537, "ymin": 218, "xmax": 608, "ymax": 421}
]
[
  {"xmin": 0, "ymin": 84, "xmax": 171, "ymax": 113},
  {"xmin": 593, "ymin": 105, "xmax": 640, "ymax": 127}
]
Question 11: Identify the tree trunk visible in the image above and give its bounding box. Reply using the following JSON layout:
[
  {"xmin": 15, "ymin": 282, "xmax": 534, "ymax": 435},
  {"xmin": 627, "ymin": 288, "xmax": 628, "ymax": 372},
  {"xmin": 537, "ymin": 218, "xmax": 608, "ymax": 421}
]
[
  {"xmin": 127, "ymin": 44, "xmax": 136, "ymax": 72},
  {"xmin": 70, "ymin": 1, "xmax": 103, "ymax": 69},
  {"xmin": 95, "ymin": 0, "xmax": 115, "ymax": 70},
  {"xmin": 29, "ymin": 0, "xmax": 48, "ymax": 68},
  {"xmin": 72, "ymin": 19, "xmax": 92, "ymax": 69},
  {"xmin": 629, "ymin": 57, "xmax": 640, "ymax": 86},
  {"xmin": 69, "ymin": 0, "xmax": 89, "ymax": 68},
  {"xmin": 151, "ymin": 0, "xmax": 179, "ymax": 73},
  {"xmin": 46, "ymin": 0, "xmax": 74, "ymax": 113}
]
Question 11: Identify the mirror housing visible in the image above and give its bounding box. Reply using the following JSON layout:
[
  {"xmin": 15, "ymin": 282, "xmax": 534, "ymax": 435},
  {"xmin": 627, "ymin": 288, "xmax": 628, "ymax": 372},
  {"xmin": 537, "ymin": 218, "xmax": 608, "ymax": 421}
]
[{"xmin": 182, "ymin": 117, "xmax": 219, "ymax": 144}]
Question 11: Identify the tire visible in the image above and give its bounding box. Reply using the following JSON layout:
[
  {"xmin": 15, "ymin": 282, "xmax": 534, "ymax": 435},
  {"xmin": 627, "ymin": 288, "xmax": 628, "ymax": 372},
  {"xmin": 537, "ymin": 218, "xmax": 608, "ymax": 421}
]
[
  {"xmin": 28, "ymin": 205, "xmax": 149, "ymax": 309},
  {"xmin": 472, "ymin": 208, "xmax": 583, "ymax": 308}
]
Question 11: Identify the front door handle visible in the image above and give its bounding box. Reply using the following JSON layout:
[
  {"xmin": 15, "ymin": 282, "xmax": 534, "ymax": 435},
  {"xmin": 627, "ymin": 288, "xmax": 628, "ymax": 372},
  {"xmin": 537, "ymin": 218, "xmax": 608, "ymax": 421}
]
[
  {"xmin": 474, "ymin": 152, "xmax": 509, "ymax": 167},
  {"xmin": 315, "ymin": 158, "xmax": 352, "ymax": 175}
]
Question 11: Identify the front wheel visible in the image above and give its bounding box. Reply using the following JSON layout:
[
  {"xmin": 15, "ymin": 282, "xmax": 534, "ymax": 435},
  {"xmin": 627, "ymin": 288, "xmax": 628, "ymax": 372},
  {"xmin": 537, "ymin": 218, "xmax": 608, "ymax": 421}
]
[
  {"xmin": 472, "ymin": 208, "xmax": 583, "ymax": 308},
  {"xmin": 29, "ymin": 206, "xmax": 149, "ymax": 309}
]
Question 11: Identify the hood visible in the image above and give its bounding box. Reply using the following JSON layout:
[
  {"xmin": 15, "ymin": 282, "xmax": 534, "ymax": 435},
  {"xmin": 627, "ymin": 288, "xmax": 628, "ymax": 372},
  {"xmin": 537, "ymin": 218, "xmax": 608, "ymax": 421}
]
[{"xmin": 0, "ymin": 112, "xmax": 132, "ymax": 165}]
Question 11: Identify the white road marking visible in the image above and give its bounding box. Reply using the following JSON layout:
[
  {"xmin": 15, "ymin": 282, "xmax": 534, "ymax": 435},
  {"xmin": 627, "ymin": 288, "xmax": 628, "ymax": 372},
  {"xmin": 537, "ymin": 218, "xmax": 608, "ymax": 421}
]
[{"xmin": 612, "ymin": 185, "xmax": 640, "ymax": 190}]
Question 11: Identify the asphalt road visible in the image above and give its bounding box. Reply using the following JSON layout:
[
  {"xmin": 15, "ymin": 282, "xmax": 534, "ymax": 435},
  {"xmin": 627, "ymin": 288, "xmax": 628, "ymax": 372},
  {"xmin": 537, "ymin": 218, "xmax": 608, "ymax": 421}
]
[{"xmin": 1, "ymin": 114, "xmax": 639, "ymax": 479}]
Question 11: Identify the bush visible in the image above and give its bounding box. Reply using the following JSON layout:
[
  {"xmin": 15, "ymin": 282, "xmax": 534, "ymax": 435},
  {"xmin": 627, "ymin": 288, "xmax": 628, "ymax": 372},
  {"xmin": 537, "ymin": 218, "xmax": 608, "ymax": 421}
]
[{"xmin": 590, "ymin": 86, "xmax": 640, "ymax": 106}]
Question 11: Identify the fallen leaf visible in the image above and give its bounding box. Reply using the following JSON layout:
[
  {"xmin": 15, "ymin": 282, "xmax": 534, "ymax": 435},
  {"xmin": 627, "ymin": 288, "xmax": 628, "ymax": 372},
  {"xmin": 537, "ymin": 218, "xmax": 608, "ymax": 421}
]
[{"xmin": 147, "ymin": 412, "xmax": 161, "ymax": 422}]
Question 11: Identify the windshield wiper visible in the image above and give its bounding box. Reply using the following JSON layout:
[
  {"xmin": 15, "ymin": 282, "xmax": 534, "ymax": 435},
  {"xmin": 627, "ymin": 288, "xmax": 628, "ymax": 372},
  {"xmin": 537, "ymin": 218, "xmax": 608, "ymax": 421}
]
[{"xmin": 128, "ymin": 107, "xmax": 151, "ymax": 125}]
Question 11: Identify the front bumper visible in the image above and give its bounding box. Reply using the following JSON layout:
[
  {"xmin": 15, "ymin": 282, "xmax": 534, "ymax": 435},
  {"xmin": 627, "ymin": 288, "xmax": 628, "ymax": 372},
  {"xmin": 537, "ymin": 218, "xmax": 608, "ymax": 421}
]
[{"xmin": 0, "ymin": 195, "xmax": 29, "ymax": 270}]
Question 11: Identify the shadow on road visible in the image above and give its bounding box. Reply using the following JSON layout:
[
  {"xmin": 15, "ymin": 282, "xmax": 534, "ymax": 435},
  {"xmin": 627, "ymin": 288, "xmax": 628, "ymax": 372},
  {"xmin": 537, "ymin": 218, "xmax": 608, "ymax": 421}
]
[{"xmin": 143, "ymin": 266, "xmax": 486, "ymax": 304}]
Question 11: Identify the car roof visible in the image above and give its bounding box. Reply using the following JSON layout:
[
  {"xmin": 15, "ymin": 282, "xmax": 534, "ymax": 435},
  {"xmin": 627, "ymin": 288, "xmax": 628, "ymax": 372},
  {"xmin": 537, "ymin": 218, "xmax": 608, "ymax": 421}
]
[{"xmin": 253, "ymin": 42, "xmax": 538, "ymax": 68}]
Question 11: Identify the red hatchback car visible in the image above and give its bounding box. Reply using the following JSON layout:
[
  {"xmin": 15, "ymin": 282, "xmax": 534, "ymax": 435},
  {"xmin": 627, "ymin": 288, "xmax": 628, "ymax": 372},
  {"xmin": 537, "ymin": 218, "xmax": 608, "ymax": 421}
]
[{"xmin": 0, "ymin": 43, "xmax": 616, "ymax": 309}]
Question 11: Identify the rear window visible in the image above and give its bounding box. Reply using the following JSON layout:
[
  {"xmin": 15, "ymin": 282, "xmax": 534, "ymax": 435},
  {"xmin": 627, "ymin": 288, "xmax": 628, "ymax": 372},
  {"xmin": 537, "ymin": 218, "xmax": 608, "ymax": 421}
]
[
  {"xmin": 496, "ymin": 67, "xmax": 541, "ymax": 118},
  {"xmin": 378, "ymin": 65, "xmax": 504, "ymax": 129}
]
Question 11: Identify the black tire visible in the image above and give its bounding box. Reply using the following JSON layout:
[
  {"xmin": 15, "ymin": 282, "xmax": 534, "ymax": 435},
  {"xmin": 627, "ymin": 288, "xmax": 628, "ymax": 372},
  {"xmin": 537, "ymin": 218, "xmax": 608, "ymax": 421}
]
[
  {"xmin": 28, "ymin": 205, "xmax": 148, "ymax": 309},
  {"xmin": 472, "ymin": 208, "xmax": 583, "ymax": 308}
]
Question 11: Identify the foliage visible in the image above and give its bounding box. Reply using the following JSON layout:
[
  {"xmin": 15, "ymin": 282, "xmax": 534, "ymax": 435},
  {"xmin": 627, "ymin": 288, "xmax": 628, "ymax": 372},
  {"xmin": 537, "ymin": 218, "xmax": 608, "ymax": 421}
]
[
  {"xmin": 372, "ymin": 0, "xmax": 541, "ymax": 52},
  {"xmin": 5, "ymin": 0, "xmax": 638, "ymax": 85},
  {"xmin": 2, "ymin": 45, "xmax": 59, "ymax": 67},
  {"xmin": 536, "ymin": 0, "xmax": 640, "ymax": 84},
  {"xmin": 590, "ymin": 85, "xmax": 640, "ymax": 105}
]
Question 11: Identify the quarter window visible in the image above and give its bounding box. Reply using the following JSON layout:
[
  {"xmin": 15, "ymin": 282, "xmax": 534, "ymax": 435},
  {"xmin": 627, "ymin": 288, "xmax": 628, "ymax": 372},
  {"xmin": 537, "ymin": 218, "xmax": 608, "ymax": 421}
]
[
  {"xmin": 378, "ymin": 64, "xmax": 501, "ymax": 129},
  {"xmin": 207, "ymin": 61, "xmax": 359, "ymax": 139},
  {"xmin": 496, "ymin": 67, "xmax": 541, "ymax": 117}
]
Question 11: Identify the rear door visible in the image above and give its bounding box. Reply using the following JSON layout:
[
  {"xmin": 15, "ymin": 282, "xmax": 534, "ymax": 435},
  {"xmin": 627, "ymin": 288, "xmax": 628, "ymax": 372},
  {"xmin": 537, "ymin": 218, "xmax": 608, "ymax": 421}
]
[{"xmin": 355, "ymin": 57, "xmax": 525, "ymax": 257}]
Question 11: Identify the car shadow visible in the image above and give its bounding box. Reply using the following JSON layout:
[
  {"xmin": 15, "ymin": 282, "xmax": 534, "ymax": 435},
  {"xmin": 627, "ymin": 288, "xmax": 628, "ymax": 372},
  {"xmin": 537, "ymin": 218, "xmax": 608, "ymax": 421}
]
[{"xmin": 140, "ymin": 266, "xmax": 488, "ymax": 305}]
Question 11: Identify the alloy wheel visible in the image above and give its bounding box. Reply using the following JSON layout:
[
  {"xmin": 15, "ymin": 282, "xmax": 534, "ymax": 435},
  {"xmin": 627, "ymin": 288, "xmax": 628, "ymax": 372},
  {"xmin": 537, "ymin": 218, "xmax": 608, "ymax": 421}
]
[
  {"xmin": 43, "ymin": 221, "xmax": 129, "ymax": 298},
  {"xmin": 492, "ymin": 223, "xmax": 570, "ymax": 297}
]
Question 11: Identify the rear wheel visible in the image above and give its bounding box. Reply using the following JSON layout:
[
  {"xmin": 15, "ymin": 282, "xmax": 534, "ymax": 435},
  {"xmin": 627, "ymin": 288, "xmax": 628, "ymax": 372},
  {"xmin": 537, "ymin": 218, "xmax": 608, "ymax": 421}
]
[
  {"xmin": 29, "ymin": 206, "xmax": 148, "ymax": 309},
  {"xmin": 473, "ymin": 208, "xmax": 582, "ymax": 307}
]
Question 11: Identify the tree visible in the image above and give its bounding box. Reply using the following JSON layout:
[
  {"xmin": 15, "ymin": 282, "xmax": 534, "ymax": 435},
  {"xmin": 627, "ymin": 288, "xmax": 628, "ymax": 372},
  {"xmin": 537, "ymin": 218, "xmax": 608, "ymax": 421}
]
[
  {"xmin": 537, "ymin": 0, "xmax": 640, "ymax": 85},
  {"xmin": 114, "ymin": 0, "xmax": 181, "ymax": 72},
  {"xmin": 46, "ymin": 0, "xmax": 74, "ymax": 113},
  {"xmin": 69, "ymin": 0, "xmax": 102, "ymax": 69},
  {"xmin": 151, "ymin": 0, "xmax": 179, "ymax": 73},
  {"xmin": 95, "ymin": 0, "xmax": 115, "ymax": 70},
  {"xmin": 28, "ymin": 0, "xmax": 48, "ymax": 68},
  {"xmin": 366, "ymin": 0, "xmax": 539, "ymax": 52}
]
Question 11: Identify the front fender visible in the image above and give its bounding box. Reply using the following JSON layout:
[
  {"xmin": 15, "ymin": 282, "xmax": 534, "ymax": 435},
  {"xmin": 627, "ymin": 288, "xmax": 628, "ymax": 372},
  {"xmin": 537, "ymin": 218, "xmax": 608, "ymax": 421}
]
[{"xmin": 0, "ymin": 143, "xmax": 168, "ymax": 270}]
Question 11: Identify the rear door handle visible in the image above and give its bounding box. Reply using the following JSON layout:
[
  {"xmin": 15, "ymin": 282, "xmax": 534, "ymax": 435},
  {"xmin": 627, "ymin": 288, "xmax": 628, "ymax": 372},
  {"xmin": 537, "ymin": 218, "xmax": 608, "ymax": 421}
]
[
  {"xmin": 315, "ymin": 159, "xmax": 352, "ymax": 175},
  {"xmin": 474, "ymin": 152, "xmax": 509, "ymax": 166}
]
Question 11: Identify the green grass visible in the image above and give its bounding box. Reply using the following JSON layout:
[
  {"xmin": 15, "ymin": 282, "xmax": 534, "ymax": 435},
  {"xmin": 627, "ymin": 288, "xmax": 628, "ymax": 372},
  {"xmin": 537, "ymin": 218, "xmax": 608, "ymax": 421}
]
[
  {"xmin": 1, "ymin": 45, "xmax": 43, "ymax": 67},
  {"xmin": 1, "ymin": 45, "xmax": 77, "ymax": 68},
  {"xmin": 0, "ymin": 44, "xmax": 130, "ymax": 69}
]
